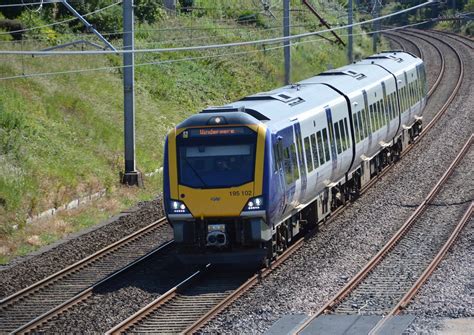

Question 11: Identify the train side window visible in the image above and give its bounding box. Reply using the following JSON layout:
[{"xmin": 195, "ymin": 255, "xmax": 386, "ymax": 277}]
[
  {"xmin": 374, "ymin": 103, "xmax": 380, "ymax": 130},
  {"xmin": 400, "ymin": 87, "xmax": 404, "ymax": 111},
  {"xmin": 372, "ymin": 103, "xmax": 377, "ymax": 130},
  {"xmin": 290, "ymin": 143, "xmax": 299, "ymax": 181},
  {"xmin": 392, "ymin": 93, "xmax": 396, "ymax": 117},
  {"xmin": 382, "ymin": 100, "xmax": 386, "ymax": 125},
  {"xmin": 400, "ymin": 89, "xmax": 404, "ymax": 111},
  {"xmin": 391, "ymin": 94, "xmax": 396, "ymax": 118},
  {"xmin": 407, "ymin": 86, "xmax": 411, "ymax": 108},
  {"xmin": 316, "ymin": 130, "xmax": 325, "ymax": 165},
  {"xmin": 390, "ymin": 93, "xmax": 394, "ymax": 116},
  {"xmin": 402, "ymin": 87, "xmax": 405, "ymax": 110},
  {"xmin": 362, "ymin": 108, "xmax": 370, "ymax": 135},
  {"xmin": 415, "ymin": 81, "xmax": 418, "ymax": 101},
  {"xmin": 418, "ymin": 78, "xmax": 422, "ymax": 99},
  {"xmin": 358, "ymin": 111, "xmax": 365, "ymax": 140},
  {"xmin": 358, "ymin": 112, "xmax": 364, "ymax": 141},
  {"xmin": 334, "ymin": 122, "xmax": 342, "ymax": 154},
  {"xmin": 419, "ymin": 78, "xmax": 422, "ymax": 99},
  {"xmin": 389, "ymin": 94, "xmax": 393, "ymax": 119},
  {"xmin": 382, "ymin": 100, "xmax": 388, "ymax": 124},
  {"xmin": 409, "ymin": 83, "xmax": 413, "ymax": 105},
  {"xmin": 387, "ymin": 95, "xmax": 391, "ymax": 119},
  {"xmin": 322, "ymin": 128, "xmax": 330, "ymax": 162},
  {"xmin": 416, "ymin": 79, "xmax": 420, "ymax": 100},
  {"xmin": 354, "ymin": 112, "xmax": 360, "ymax": 143},
  {"xmin": 377, "ymin": 100, "xmax": 383, "ymax": 127},
  {"xmin": 343, "ymin": 118, "xmax": 349, "ymax": 149},
  {"xmin": 408, "ymin": 83, "xmax": 413, "ymax": 106},
  {"xmin": 304, "ymin": 136, "xmax": 313, "ymax": 172},
  {"xmin": 407, "ymin": 84, "xmax": 411, "ymax": 106},
  {"xmin": 375, "ymin": 102, "xmax": 380, "ymax": 129},
  {"xmin": 339, "ymin": 119, "xmax": 347, "ymax": 151},
  {"xmin": 369, "ymin": 104, "xmax": 375, "ymax": 132},
  {"xmin": 310, "ymin": 133, "xmax": 319, "ymax": 168},
  {"xmin": 395, "ymin": 92, "xmax": 400, "ymax": 115},
  {"xmin": 406, "ymin": 86, "xmax": 409, "ymax": 109},
  {"xmin": 408, "ymin": 85, "xmax": 411, "ymax": 107},
  {"xmin": 415, "ymin": 79, "xmax": 419, "ymax": 101},
  {"xmin": 283, "ymin": 147, "xmax": 292, "ymax": 184}
]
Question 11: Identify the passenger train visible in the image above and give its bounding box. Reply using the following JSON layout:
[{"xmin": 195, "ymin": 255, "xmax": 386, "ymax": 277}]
[{"xmin": 163, "ymin": 51, "xmax": 427, "ymax": 264}]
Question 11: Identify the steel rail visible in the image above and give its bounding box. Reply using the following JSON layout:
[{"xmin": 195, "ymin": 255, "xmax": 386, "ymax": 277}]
[
  {"xmin": 406, "ymin": 30, "xmax": 464, "ymax": 138},
  {"xmin": 12, "ymin": 240, "xmax": 175, "ymax": 334},
  {"xmin": 369, "ymin": 201, "xmax": 473, "ymax": 335},
  {"xmin": 106, "ymin": 265, "xmax": 210, "ymax": 334},
  {"xmin": 1, "ymin": 217, "xmax": 168, "ymax": 307},
  {"xmin": 294, "ymin": 133, "xmax": 473, "ymax": 335},
  {"xmin": 383, "ymin": 35, "xmax": 405, "ymax": 51},
  {"xmin": 429, "ymin": 29, "xmax": 474, "ymax": 49},
  {"xmin": 383, "ymin": 31, "xmax": 423, "ymax": 59},
  {"xmin": 183, "ymin": 29, "xmax": 463, "ymax": 333}
]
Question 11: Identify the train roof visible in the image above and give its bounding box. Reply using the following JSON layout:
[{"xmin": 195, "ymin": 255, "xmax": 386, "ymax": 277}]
[{"xmin": 187, "ymin": 51, "xmax": 423, "ymax": 132}]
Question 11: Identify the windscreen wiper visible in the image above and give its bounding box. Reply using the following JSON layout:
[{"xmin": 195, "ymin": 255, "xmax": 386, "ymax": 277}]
[{"xmin": 183, "ymin": 157, "xmax": 208, "ymax": 188}]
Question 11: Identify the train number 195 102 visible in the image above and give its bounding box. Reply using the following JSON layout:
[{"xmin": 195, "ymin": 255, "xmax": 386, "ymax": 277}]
[{"xmin": 229, "ymin": 190, "xmax": 252, "ymax": 196}]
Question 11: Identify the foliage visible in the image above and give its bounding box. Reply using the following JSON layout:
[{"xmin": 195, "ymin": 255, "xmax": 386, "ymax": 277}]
[
  {"xmin": 18, "ymin": 11, "xmax": 58, "ymax": 43},
  {"xmin": 236, "ymin": 10, "xmax": 267, "ymax": 28}
]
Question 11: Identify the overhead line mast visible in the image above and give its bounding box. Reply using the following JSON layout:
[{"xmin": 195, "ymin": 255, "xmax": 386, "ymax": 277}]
[
  {"xmin": 122, "ymin": 0, "xmax": 142, "ymax": 186},
  {"xmin": 283, "ymin": 0, "xmax": 291, "ymax": 85}
]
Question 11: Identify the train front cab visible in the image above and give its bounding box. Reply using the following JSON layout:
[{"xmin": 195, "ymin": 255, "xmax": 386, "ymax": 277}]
[{"xmin": 163, "ymin": 113, "xmax": 272, "ymax": 264}]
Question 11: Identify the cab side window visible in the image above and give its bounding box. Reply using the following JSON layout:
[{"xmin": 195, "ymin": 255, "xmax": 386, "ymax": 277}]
[{"xmin": 283, "ymin": 147, "xmax": 292, "ymax": 184}]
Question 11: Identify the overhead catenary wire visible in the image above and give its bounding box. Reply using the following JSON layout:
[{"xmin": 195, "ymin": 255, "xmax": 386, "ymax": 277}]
[
  {"xmin": 0, "ymin": 0, "xmax": 434, "ymax": 56},
  {"xmin": 0, "ymin": 20, "xmax": 431, "ymax": 81},
  {"xmin": 0, "ymin": 17, "xmax": 315, "ymax": 47},
  {"xmin": 0, "ymin": 0, "xmax": 328, "ymax": 40},
  {"xmin": 22, "ymin": 0, "xmax": 44, "ymax": 12},
  {"xmin": 0, "ymin": 1, "xmax": 47, "ymax": 8}
]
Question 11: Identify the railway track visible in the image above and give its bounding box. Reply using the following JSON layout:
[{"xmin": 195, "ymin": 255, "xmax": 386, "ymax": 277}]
[
  {"xmin": 430, "ymin": 29, "xmax": 474, "ymax": 49},
  {"xmin": 294, "ymin": 134, "xmax": 473, "ymax": 334},
  {"xmin": 19, "ymin": 240, "xmax": 186, "ymax": 334},
  {"xmin": 106, "ymin": 265, "xmax": 256, "ymax": 334},
  {"xmin": 383, "ymin": 32, "xmax": 423, "ymax": 58},
  {"xmin": 0, "ymin": 218, "xmax": 170, "ymax": 333}
]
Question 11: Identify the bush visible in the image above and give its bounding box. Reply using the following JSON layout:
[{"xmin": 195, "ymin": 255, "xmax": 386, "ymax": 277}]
[
  {"xmin": 0, "ymin": 19, "xmax": 24, "ymax": 40},
  {"xmin": 237, "ymin": 10, "xmax": 266, "ymax": 28}
]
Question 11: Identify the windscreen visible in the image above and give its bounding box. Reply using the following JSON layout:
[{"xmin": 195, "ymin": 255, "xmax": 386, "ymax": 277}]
[{"xmin": 177, "ymin": 127, "xmax": 257, "ymax": 188}]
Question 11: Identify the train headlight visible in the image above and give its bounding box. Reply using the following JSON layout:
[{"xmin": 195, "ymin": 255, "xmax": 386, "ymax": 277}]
[
  {"xmin": 169, "ymin": 200, "xmax": 189, "ymax": 214},
  {"xmin": 246, "ymin": 196, "xmax": 264, "ymax": 211}
]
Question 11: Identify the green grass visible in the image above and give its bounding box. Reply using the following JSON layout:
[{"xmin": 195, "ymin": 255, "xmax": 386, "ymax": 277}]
[{"xmin": 0, "ymin": 3, "xmax": 376, "ymax": 262}]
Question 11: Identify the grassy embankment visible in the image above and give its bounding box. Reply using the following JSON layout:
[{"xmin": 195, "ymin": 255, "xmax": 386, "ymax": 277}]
[{"xmin": 0, "ymin": 1, "xmax": 374, "ymax": 263}]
